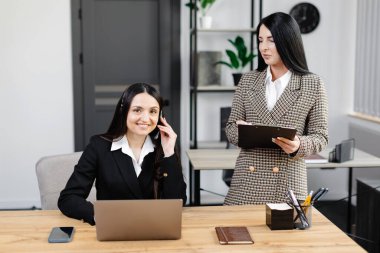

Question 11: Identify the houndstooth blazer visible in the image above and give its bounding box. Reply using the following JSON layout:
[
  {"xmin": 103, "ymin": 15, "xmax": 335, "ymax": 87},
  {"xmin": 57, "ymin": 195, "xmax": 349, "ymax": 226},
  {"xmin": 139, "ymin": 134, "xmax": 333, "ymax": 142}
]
[{"xmin": 224, "ymin": 70, "xmax": 328, "ymax": 205}]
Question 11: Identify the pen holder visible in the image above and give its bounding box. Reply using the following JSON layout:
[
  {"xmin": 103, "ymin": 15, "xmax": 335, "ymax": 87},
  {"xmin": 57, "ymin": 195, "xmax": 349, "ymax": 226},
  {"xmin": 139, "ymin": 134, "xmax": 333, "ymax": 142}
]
[{"xmin": 293, "ymin": 204, "xmax": 312, "ymax": 229}]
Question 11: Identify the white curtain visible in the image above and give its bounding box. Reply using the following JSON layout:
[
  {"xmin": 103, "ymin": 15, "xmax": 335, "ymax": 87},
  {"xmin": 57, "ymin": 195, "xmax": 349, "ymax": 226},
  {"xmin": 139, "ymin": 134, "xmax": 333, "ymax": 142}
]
[{"xmin": 354, "ymin": 0, "xmax": 380, "ymax": 118}]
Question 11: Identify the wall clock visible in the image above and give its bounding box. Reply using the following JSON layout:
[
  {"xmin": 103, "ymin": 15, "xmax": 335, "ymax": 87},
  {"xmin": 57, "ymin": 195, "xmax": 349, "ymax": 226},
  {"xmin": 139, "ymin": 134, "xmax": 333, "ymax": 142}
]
[{"xmin": 289, "ymin": 2, "xmax": 320, "ymax": 34}]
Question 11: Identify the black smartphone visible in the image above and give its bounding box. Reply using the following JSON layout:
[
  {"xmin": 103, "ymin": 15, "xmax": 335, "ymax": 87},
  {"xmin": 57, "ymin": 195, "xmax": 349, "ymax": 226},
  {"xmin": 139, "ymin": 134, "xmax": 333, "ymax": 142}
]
[{"xmin": 48, "ymin": 227, "xmax": 75, "ymax": 243}]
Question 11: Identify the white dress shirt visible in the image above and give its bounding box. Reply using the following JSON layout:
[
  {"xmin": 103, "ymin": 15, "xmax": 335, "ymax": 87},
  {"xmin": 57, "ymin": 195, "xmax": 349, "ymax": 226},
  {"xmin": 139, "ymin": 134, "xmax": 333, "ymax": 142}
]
[
  {"xmin": 110, "ymin": 135, "xmax": 155, "ymax": 177},
  {"xmin": 265, "ymin": 67, "xmax": 292, "ymax": 111}
]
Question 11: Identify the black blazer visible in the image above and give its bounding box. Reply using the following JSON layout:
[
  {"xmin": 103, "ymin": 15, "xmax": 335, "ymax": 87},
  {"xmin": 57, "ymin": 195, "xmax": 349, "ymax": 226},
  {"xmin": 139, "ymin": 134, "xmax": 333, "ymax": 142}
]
[{"xmin": 58, "ymin": 135, "xmax": 187, "ymax": 225}]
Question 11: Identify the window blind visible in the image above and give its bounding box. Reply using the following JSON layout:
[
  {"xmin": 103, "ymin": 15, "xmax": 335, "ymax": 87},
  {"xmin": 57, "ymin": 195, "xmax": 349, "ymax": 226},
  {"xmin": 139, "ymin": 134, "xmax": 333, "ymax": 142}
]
[{"xmin": 354, "ymin": 0, "xmax": 380, "ymax": 118}]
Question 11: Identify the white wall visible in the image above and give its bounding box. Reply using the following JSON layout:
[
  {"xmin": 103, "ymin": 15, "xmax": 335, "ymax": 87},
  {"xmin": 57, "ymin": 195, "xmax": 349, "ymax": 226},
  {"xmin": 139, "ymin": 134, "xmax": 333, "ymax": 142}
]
[
  {"xmin": 180, "ymin": 0, "xmax": 359, "ymax": 203},
  {"xmin": 0, "ymin": 0, "xmax": 74, "ymax": 208}
]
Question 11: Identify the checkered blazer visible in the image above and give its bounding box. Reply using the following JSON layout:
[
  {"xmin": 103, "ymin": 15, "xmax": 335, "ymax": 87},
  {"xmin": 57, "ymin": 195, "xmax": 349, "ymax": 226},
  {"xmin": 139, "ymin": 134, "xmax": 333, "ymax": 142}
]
[{"xmin": 224, "ymin": 70, "xmax": 328, "ymax": 205}]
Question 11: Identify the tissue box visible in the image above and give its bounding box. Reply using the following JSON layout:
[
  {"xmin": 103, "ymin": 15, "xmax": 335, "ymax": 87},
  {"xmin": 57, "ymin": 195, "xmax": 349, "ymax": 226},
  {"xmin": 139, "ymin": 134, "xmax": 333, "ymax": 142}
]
[{"xmin": 266, "ymin": 203, "xmax": 294, "ymax": 230}]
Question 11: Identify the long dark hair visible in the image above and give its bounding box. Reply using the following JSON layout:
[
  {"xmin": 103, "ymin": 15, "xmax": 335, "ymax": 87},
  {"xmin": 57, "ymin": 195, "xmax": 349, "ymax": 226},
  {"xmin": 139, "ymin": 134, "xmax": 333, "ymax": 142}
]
[
  {"xmin": 256, "ymin": 12, "xmax": 310, "ymax": 75},
  {"xmin": 101, "ymin": 83, "xmax": 169, "ymax": 199}
]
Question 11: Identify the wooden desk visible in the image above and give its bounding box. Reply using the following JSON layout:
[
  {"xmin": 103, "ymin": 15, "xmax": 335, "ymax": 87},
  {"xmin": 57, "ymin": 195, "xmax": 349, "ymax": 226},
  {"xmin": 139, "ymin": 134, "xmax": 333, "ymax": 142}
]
[
  {"xmin": 0, "ymin": 205, "xmax": 364, "ymax": 252},
  {"xmin": 186, "ymin": 148, "xmax": 380, "ymax": 233}
]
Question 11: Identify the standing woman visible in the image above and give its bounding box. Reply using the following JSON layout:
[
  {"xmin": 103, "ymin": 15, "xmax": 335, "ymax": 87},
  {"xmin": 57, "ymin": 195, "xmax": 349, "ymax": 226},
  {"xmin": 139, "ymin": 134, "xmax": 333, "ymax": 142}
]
[
  {"xmin": 224, "ymin": 12, "xmax": 328, "ymax": 205},
  {"xmin": 58, "ymin": 83, "xmax": 187, "ymax": 225}
]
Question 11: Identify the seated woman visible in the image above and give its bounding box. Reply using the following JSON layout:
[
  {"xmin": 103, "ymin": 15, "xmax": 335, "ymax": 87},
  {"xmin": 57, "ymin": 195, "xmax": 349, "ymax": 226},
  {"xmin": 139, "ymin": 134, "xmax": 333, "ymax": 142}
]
[{"xmin": 58, "ymin": 83, "xmax": 187, "ymax": 225}]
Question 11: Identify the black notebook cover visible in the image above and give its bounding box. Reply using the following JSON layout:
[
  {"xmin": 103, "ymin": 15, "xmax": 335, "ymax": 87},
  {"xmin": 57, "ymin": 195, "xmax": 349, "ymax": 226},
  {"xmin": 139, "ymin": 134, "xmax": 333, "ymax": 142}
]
[{"xmin": 238, "ymin": 124, "xmax": 296, "ymax": 149}]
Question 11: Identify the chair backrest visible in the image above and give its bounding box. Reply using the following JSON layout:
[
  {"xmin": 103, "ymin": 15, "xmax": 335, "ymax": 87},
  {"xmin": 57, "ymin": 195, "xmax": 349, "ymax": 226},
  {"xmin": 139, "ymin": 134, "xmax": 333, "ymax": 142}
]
[
  {"xmin": 35, "ymin": 152, "xmax": 96, "ymax": 210},
  {"xmin": 222, "ymin": 143, "xmax": 238, "ymax": 187}
]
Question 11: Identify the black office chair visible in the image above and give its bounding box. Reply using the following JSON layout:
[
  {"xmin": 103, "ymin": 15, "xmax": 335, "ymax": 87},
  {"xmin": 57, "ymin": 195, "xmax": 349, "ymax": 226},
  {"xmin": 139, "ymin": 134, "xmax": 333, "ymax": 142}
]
[
  {"xmin": 220, "ymin": 107, "xmax": 234, "ymax": 187},
  {"xmin": 221, "ymin": 140, "xmax": 237, "ymax": 187},
  {"xmin": 222, "ymin": 169, "xmax": 234, "ymax": 187}
]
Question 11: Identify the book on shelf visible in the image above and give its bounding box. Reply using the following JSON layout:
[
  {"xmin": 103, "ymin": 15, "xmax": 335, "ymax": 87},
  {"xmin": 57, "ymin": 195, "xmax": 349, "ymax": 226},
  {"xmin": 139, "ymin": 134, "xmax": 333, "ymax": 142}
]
[{"xmin": 305, "ymin": 153, "xmax": 328, "ymax": 164}]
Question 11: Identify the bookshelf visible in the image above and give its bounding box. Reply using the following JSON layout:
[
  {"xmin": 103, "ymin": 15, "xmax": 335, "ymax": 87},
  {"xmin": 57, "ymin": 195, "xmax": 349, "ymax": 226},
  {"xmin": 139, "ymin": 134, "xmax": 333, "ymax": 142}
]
[{"xmin": 189, "ymin": 0, "xmax": 263, "ymax": 149}]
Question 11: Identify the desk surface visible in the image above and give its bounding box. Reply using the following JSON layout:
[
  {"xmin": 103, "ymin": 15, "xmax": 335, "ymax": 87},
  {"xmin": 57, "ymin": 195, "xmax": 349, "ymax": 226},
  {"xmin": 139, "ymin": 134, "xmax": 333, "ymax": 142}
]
[
  {"xmin": 186, "ymin": 148, "xmax": 380, "ymax": 170},
  {"xmin": 0, "ymin": 205, "xmax": 364, "ymax": 252}
]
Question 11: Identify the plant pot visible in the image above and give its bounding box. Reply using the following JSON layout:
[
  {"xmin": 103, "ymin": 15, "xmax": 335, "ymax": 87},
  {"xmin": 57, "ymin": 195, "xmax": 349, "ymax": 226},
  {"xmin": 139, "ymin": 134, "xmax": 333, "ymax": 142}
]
[
  {"xmin": 232, "ymin": 73, "xmax": 242, "ymax": 86},
  {"xmin": 199, "ymin": 16, "xmax": 212, "ymax": 29}
]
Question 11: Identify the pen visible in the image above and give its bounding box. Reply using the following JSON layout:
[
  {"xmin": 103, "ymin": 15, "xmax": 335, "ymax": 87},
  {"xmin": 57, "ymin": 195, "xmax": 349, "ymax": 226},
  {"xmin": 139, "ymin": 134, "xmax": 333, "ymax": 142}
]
[
  {"xmin": 302, "ymin": 190, "xmax": 313, "ymax": 206},
  {"xmin": 302, "ymin": 190, "xmax": 313, "ymax": 215},
  {"xmin": 296, "ymin": 198, "xmax": 309, "ymax": 228},
  {"xmin": 286, "ymin": 190, "xmax": 306, "ymax": 223},
  {"xmin": 311, "ymin": 188, "xmax": 325, "ymax": 204},
  {"xmin": 288, "ymin": 189, "xmax": 309, "ymax": 228},
  {"xmin": 313, "ymin": 188, "xmax": 328, "ymax": 203},
  {"xmin": 311, "ymin": 188, "xmax": 323, "ymax": 200}
]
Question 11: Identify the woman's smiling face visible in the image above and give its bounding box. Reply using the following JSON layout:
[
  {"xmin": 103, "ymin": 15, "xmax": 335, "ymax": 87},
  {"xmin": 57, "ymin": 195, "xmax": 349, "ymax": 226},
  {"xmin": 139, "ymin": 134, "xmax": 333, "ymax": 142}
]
[{"xmin": 126, "ymin": 92, "xmax": 160, "ymax": 137}]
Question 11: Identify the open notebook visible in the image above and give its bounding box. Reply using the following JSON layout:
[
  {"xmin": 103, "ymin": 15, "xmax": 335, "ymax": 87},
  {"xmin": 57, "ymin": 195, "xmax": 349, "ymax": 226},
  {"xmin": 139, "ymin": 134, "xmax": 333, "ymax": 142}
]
[
  {"xmin": 305, "ymin": 153, "xmax": 328, "ymax": 164},
  {"xmin": 94, "ymin": 199, "xmax": 183, "ymax": 241}
]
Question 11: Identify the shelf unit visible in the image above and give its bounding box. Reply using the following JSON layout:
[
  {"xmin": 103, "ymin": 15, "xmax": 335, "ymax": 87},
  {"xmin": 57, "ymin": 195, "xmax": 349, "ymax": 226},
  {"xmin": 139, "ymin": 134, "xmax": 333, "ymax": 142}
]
[
  {"xmin": 189, "ymin": 0, "xmax": 263, "ymax": 149},
  {"xmin": 188, "ymin": 0, "xmax": 263, "ymax": 205}
]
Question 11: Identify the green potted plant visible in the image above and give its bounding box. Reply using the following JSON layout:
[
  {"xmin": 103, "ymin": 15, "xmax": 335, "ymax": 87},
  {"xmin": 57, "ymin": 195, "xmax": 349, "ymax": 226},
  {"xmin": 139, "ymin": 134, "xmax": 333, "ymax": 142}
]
[
  {"xmin": 186, "ymin": 0, "xmax": 217, "ymax": 28},
  {"xmin": 216, "ymin": 36, "xmax": 257, "ymax": 85}
]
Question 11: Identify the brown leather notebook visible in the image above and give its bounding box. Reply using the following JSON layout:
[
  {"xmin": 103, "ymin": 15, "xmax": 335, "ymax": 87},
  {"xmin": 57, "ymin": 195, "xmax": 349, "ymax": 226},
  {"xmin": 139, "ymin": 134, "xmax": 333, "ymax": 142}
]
[{"xmin": 215, "ymin": 226, "xmax": 254, "ymax": 245}]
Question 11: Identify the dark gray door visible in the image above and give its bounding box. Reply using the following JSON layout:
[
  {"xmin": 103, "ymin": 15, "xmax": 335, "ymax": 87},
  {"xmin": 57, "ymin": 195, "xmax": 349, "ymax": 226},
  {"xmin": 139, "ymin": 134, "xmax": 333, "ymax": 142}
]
[{"xmin": 72, "ymin": 0, "xmax": 181, "ymax": 150}]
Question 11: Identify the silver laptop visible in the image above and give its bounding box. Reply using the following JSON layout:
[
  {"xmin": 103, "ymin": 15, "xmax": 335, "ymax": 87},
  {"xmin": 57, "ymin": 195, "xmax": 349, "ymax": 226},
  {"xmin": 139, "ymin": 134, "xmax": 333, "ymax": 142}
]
[{"xmin": 94, "ymin": 199, "xmax": 183, "ymax": 241}]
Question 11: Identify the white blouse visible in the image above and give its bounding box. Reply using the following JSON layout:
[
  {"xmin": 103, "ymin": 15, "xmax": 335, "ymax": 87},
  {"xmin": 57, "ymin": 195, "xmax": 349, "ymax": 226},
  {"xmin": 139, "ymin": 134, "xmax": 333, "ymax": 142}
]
[
  {"xmin": 265, "ymin": 67, "xmax": 292, "ymax": 111},
  {"xmin": 110, "ymin": 135, "xmax": 155, "ymax": 177}
]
